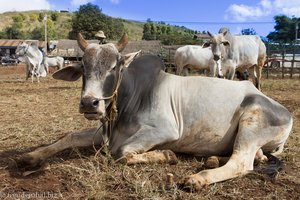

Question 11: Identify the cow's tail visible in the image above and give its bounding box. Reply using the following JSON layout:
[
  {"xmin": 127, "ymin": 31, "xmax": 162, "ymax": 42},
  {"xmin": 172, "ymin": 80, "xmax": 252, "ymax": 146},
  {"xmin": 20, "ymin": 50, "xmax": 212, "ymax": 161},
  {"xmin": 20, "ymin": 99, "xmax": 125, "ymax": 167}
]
[{"xmin": 254, "ymin": 153, "xmax": 283, "ymax": 179}]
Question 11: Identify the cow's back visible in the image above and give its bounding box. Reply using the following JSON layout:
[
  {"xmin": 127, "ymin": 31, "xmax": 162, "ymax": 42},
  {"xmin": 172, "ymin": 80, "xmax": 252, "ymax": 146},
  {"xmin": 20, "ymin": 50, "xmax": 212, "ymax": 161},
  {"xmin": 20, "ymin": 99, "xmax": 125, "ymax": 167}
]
[
  {"xmin": 231, "ymin": 35, "xmax": 265, "ymax": 66},
  {"xmin": 175, "ymin": 45, "xmax": 213, "ymax": 69}
]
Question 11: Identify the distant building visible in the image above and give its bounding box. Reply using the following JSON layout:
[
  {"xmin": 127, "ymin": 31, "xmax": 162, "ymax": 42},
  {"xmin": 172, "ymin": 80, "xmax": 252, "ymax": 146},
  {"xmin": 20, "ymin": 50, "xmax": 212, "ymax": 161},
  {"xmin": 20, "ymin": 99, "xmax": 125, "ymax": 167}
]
[
  {"xmin": 48, "ymin": 39, "xmax": 162, "ymax": 60},
  {"xmin": 0, "ymin": 39, "xmax": 45, "ymax": 57},
  {"xmin": 193, "ymin": 33, "xmax": 210, "ymax": 43}
]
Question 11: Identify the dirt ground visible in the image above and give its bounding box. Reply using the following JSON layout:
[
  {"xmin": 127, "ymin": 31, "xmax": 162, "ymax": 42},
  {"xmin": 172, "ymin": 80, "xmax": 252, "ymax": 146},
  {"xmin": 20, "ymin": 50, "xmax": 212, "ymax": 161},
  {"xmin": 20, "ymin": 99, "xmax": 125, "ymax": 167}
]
[{"xmin": 0, "ymin": 65, "xmax": 299, "ymax": 200}]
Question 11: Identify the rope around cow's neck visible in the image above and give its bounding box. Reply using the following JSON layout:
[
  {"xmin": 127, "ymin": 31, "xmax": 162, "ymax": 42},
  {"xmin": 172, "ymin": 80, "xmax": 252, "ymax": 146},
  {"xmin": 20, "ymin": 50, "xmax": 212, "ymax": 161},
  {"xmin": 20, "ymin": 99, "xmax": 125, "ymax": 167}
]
[{"xmin": 93, "ymin": 65, "xmax": 124, "ymax": 150}]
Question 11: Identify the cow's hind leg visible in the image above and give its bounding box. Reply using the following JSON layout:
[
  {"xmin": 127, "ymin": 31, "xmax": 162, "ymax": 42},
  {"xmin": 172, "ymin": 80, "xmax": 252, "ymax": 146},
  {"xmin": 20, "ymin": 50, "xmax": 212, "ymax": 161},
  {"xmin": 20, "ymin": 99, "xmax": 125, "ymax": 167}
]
[
  {"xmin": 17, "ymin": 127, "xmax": 104, "ymax": 168},
  {"xmin": 256, "ymin": 55, "xmax": 266, "ymax": 90},
  {"xmin": 205, "ymin": 149, "xmax": 268, "ymax": 169},
  {"xmin": 184, "ymin": 106, "xmax": 291, "ymax": 191}
]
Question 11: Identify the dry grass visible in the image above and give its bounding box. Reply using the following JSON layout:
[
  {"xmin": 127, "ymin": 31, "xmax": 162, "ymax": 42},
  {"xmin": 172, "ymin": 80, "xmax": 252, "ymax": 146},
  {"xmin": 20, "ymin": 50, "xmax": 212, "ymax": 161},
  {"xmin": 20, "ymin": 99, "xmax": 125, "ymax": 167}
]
[{"xmin": 0, "ymin": 66, "xmax": 299, "ymax": 199}]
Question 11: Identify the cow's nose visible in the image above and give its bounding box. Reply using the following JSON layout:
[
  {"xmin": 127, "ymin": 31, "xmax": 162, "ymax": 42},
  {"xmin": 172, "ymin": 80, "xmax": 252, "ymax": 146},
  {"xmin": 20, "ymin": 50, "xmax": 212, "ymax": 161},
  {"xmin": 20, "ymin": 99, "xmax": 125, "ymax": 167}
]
[
  {"xmin": 80, "ymin": 97, "xmax": 100, "ymax": 110},
  {"xmin": 213, "ymin": 55, "xmax": 220, "ymax": 61}
]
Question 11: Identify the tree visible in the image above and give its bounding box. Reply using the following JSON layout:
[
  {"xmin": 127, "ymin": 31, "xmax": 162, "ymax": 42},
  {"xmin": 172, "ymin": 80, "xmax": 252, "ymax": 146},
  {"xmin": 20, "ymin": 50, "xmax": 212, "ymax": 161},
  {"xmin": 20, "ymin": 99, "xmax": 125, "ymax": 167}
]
[
  {"xmin": 267, "ymin": 15, "xmax": 300, "ymax": 43},
  {"xmin": 31, "ymin": 19, "xmax": 56, "ymax": 40},
  {"xmin": 12, "ymin": 15, "xmax": 25, "ymax": 23},
  {"xmin": 150, "ymin": 23, "xmax": 157, "ymax": 40},
  {"xmin": 70, "ymin": 3, "xmax": 124, "ymax": 39},
  {"xmin": 142, "ymin": 23, "xmax": 151, "ymax": 40},
  {"xmin": 0, "ymin": 31, "xmax": 6, "ymax": 39},
  {"xmin": 31, "ymin": 27, "xmax": 43, "ymax": 40},
  {"xmin": 38, "ymin": 13, "xmax": 45, "ymax": 22},
  {"xmin": 5, "ymin": 24, "xmax": 24, "ymax": 39},
  {"xmin": 241, "ymin": 28, "xmax": 257, "ymax": 35},
  {"xmin": 29, "ymin": 13, "xmax": 38, "ymax": 22},
  {"xmin": 142, "ymin": 21, "xmax": 199, "ymax": 44},
  {"xmin": 51, "ymin": 12, "xmax": 59, "ymax": 21}
]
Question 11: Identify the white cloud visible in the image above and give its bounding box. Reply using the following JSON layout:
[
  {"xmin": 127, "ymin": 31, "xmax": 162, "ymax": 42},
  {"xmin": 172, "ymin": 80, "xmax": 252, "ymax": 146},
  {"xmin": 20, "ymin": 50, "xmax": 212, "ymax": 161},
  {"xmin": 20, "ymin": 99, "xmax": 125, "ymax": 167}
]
[
  {"xmin": 71, "ymin": 0, "xmax": 95, "ymax": 6},
  {"xmin": 260, "ymin": 0, "xmax": 272, "ymax": 9},
  {"xmin": 227, "ymin": 4, "xmax": 265, "ymax": 22},
  {"xmin": 0, "ymin": 0, "xmax": 51, "ymax": 13},
  {"xmin": 226, "ymin": 0, "xmax": 300, "ymax": 22},
  {"xmin": 274, "ymin": 0, "xmax": 300, "ymax": 16},
  {"xmin": 109, "ymin": 0, "xmax": 120, "ymax": 4}
]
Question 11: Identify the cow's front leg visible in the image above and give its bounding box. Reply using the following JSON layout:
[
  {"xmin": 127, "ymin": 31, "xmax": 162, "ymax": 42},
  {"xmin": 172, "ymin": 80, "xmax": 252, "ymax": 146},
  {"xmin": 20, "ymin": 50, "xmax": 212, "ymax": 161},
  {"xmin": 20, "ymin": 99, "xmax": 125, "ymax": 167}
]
[
  {"xmin": 25, "ymin": 64, "xmax": 30, "ymax": 80},
  {"xmin": 114, "ymin": 125, "xmax": 178, "ymax": 165},
  {"xmin": 121, "ymin": 150, "xmax": 178, "ymax": 165},
  {"xmin": 17, "ymin": 127, "xmax": 104, "ymax": 168},
  {"xmin": 182, "ymin": 67, "xmax": 189, "ymax": 76},
  {"xmin": 226, "ymin": 65, "xmax": 236, "ymax": 80},
  {"xmin": 248, "ymin": 66, "xmax": 258, "ymax": 88},
  {"xmin": 31, "ymin": 70, "xmax": 34, "ymax": 83}
]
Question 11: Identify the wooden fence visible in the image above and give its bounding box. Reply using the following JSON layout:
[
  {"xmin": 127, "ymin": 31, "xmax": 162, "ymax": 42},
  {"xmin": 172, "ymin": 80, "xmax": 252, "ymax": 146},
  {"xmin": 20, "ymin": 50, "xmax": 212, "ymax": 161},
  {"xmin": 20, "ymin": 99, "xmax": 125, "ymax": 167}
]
[
  {"xmin": 160, "ymin": 43, "xmax": 300, "ymax": 78},
  {"xmin": 264, "ymin": 43, "xmax": 300, "ymax": 79}
]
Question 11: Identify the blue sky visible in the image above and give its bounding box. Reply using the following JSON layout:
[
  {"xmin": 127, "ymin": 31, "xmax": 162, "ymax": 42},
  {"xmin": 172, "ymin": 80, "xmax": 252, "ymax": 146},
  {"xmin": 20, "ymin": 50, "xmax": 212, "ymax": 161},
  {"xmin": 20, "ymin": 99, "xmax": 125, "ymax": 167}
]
[{"xmin": 0, "ymin": 0, "xmax": 300, "ymax": 37}]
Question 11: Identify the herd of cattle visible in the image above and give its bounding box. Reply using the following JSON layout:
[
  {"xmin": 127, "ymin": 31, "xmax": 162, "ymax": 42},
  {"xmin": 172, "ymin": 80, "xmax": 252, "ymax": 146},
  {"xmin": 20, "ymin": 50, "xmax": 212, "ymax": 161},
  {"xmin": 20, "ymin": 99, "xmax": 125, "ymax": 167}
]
[
  {"xmin": 15, "ymin": 42, "xmax": 64, "ymax": 82},
  {"xmin": 175, "ymin": 27, "xmax": 266, "ymax": 90},
  {"xmin": 16, "ymin": 28, "xmax": 292, "ymax": 191}
]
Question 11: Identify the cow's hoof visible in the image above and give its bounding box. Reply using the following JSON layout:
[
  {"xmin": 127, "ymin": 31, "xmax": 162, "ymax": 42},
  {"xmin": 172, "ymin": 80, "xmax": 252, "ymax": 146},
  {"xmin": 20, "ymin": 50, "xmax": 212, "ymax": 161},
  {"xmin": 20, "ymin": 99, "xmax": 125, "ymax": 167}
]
[
  {"xmin": 15, "ymin": 154, "xmax": 43, "ymax": 169},
  {"xmin": 115, "ymin": 152, "xmax": 135, "ymax": 165},
  {"xmin": 205, "ymin": 156, "xmax": 219, "ymax": 169},
  {"xmin": 183, "ymin": 174, "xmax": 206, "ymax": 191},
  {"xmin": 163, "ymin": 150, "xmax": 178, "ymax": 165}
]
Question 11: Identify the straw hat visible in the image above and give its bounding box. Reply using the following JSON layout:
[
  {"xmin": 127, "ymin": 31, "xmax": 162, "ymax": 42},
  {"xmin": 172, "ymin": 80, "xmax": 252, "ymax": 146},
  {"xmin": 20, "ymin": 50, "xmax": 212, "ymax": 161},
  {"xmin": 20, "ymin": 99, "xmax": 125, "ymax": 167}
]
[{"xmin": 95, "ymin": 30, "xmax": 106, "ymax": 39}]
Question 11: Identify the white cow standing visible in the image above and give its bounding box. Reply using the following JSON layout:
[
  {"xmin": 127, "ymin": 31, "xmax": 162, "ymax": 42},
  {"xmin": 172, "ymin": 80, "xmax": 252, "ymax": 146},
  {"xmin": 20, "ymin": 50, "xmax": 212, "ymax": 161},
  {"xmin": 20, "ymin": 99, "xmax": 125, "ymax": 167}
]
[
  {"xmin": 15, "ymin": 42, "xmax": 47, "ymax": 82},
  {"xmin": 175, "ymin": 45, "xmax": 222, "ymax": 77},
  {"xmin": 204, "ymin": 28, "xmax": 266, "ymax": 90},
  {"xmin": 42, "ymin": 56, "xmax": 64, "ymax": 73}
]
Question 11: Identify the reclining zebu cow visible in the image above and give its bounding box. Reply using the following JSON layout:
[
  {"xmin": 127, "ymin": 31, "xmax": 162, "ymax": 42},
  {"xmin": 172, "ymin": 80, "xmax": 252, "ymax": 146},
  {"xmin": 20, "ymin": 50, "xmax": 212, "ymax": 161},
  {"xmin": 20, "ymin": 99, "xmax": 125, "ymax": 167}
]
[{"xmin": 17, "ymin": 33, "xmax": 292, "ymax": 190}]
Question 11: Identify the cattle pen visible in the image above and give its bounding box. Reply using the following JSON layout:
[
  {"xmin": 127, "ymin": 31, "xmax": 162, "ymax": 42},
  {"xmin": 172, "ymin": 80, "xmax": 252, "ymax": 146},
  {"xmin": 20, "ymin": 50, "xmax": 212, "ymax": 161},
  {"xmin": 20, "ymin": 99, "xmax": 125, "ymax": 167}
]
[
  {"xmin": 159, "ymin": 42, "xmax": 300, "ymax": 79},
  {"xmin": 2, "ymin": 38, "xmax": 299, "ymax": 79}
]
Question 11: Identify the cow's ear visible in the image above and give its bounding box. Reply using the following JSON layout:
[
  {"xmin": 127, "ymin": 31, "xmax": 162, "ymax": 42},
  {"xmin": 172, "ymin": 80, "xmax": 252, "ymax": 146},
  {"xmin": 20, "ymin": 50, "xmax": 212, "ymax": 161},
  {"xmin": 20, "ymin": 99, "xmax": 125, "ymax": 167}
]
[
  {"xmin": 53, "ymin": 64, "xmax": 82, "ymax": 81},
  {"xmin": 222, "ymin": 40, "xmax": 230, "ymax": 46},
  {"xmin": 202, "ymin": 42, "xmax": 211, "ymax": 48},
  {"xmin": 122, "ymin": 50, "xmax": 141, "ymax": 68}
]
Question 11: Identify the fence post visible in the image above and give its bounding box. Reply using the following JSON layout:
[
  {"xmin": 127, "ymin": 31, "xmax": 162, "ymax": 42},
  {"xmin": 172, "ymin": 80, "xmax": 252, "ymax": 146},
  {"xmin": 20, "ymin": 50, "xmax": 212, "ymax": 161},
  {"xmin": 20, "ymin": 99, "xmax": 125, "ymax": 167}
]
[
  {"xmin": 266, "ymin": 42, "xmax": 269, "ymax": 79},
  {"xmin": 291, "ymin": 43, "xmax": 296, "ymax": 78},
  {"xmin": 169, "ymin": 48, "xmax": 171, "ymax": 70},
  {"xmin": 281, "ymin": 45, "xmax": 285, "ymax": 79}
]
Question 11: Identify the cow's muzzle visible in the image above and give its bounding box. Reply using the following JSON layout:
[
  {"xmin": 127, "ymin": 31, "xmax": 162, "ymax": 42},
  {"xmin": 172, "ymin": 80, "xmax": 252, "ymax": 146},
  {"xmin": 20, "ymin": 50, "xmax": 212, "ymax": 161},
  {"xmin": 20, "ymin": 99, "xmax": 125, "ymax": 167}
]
[
  {"xmin": 213, "ymin": 55, "xmax": 220, "ymax": 61},
  {"xmin": 79, "ymin": 96, "xmax": 104, "ymax": 120}
]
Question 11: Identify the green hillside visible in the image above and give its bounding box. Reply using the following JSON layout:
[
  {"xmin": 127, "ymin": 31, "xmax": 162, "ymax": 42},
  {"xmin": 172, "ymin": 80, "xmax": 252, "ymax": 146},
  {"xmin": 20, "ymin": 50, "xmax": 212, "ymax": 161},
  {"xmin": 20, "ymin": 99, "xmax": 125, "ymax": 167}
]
[
  {"xmin": 0, "ymin": 11, "xmax": 72, "ymax": 39},
  {"xmin": 0, "ymin": 9, "xmax": 199, "ymax": 44},
  {"xmin": 0, "ymin": 10, "xmax": 143, "ymax": 41}
]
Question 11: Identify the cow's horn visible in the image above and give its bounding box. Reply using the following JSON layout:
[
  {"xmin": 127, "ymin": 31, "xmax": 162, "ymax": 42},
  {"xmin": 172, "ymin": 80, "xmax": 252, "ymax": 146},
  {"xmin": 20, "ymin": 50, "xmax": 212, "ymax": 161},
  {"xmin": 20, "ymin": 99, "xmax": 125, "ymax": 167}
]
[
  {"xmin": 77, "ymin": 33, "xmax": 88, "ymax": 52},
  {"xmin": 115, "ymin": 33, "xmax": 128, "ymax": 52},
  {"xmin": 207, "ymin": 31, "xmax": 213, "ymax": 38}
]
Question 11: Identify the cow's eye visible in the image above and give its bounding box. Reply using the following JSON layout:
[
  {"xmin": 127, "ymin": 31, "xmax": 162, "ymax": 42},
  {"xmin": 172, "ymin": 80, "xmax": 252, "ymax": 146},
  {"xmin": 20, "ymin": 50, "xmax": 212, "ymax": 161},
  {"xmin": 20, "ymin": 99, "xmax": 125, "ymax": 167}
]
[{"xmin": 222, "ymin": 41, "xmax": 230, "ymax": 46}]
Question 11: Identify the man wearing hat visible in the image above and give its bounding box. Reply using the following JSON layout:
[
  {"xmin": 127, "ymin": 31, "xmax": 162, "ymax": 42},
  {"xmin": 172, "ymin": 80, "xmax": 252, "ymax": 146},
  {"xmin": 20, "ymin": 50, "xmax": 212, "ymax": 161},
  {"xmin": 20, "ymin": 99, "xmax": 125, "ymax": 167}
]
[{"xmin": 95, "ymin": 30, "xmax": 106, "ymax": 44}]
